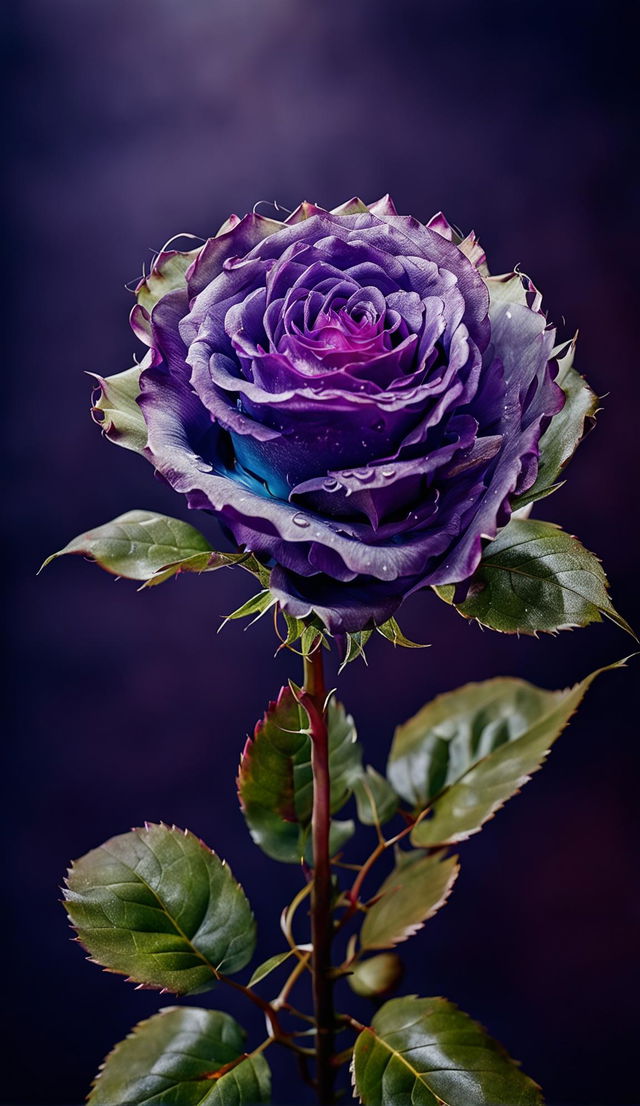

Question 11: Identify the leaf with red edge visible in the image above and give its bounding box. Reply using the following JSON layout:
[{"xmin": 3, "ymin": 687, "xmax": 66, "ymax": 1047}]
[{"xmin": 237, "ymin": 689, "xmax": 361, "ymax": 863}]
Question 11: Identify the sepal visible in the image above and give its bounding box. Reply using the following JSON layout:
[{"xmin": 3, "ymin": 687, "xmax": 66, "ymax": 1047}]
[{"xmin": 375, "ymin": 616, "xmax": 429, "ymax": 649}]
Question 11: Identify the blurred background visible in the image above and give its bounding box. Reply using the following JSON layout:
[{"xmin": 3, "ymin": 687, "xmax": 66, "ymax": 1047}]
[{"xmin": 4, "ymin": 1, "xmax": 639, "ymax": 1102}]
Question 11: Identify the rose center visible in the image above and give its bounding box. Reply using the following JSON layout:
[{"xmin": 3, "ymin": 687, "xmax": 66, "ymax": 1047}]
[{"xmin": 279, "ymin": 305, "xmax": 398, "ymax": 372}]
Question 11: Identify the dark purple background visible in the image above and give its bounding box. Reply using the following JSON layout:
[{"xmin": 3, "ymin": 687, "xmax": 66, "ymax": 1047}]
[{"xmin": 5, "ymin": 1, "xmax": 639, "ymax": 1102}]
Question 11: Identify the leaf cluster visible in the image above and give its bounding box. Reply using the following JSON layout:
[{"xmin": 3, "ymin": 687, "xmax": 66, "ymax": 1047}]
[{"xmin": 61, "ymin": 658, "xmax": 630, "ymax": 1103}]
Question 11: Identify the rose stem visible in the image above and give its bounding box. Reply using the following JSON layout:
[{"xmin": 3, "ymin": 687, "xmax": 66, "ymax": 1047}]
[{"xmin": 303, "ymin": 646, "xmax": 336, "ymax": 1105}]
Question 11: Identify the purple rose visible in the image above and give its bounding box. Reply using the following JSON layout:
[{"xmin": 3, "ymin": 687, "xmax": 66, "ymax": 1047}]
[{"xmin": 109, "ymin": 197, "xmax": 564, "ymax": 632}]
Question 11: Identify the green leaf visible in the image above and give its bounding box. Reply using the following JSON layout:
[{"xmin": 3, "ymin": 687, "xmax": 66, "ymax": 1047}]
[
  {"xmin": 348, "ymin": 953, "xmax": 403, "ymax": 998},
  {"xmin": 248, "ymin": 949, "xmax": 298, "ymax": 987},
  {"xmin": 237, "ymin": 689, "xmax": 361, "ymax": 863},
  {"xmin": 376, "ymin": 617, "xmax": 429, "ymax": 649},
  {"xmin": 64, "ymin": 823, "xmax": 256, "ymax": 993},
  {"xmin": 89, "ymin": 1006, "xmax": 271, "ymax": 1105},
  {"xmin": 434, "ymin": 518, "xmax": 632, "ymax": 635},
  {"xmin": 141, "ymin": 550, "xmax": 250, "ymax": 588},
  {"xmin": 360, "ymin": 852, "xmax": 459, "ymax": 950},
  {"xmin": 387, "ymin": 661, "xmax": 628, "ymax": 847},
  {"xmin": 513, "ymin": 337, "xmax": 598, "ymax": 509},
  {"xmin": 90, "ymin": 364, "xmax": 147, "ymax": 455},
  {"xmin": 351, "ymin": 995, "xmax": 542, "ymax": 1105},
  {"xmin": 42, "ymin": 510, "xmax": 213, "ymax": 581},
  {"xmin": 352, "ymin": 767, "xmax": 398, "ymax": 826}
]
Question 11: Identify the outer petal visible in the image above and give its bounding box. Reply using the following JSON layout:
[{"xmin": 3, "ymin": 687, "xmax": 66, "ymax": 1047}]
[
  {"xmin": 186, "ymin": 213, "xmax": 285, "ymax": 297},
  {"xmin": 136, "ymin": 244, "xmax": 202, "ymax": 316},
  {"xmin": 426, "ymin": 302, "xmax": 563, "ymax": 586}
]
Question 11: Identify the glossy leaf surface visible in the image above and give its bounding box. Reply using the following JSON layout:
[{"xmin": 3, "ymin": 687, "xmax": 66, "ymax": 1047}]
[
  {"xmin": 89, "ymin": 1006, "xmax": 270, "ymax": 1105},
  {"xmin": 388, "ymin": 662, "xmax": 625, "ymax": 846},
  {"xmin": 65, "ymin": 824, "xmax": 255, "ymax": 993},
  {"xmin": 237, "ymin": 688, "xmax": 360, "ymax": 863},
  {"xmin": 361, "ymin": 851, "xmax": 459, "ymax": 950},
  {"xmin": 435, "ymin": 519, "xmax": 631, "ymax": 634},
  {"xmin": 43, "ymin": 510, "xmax": 212, "ymax": 581},
  {"xmin": 352, "ymin": 995, "xmax": 542, "ymax": 1105}
]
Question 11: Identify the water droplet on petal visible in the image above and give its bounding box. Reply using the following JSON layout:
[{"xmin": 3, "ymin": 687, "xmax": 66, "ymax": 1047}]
[
  {"xmin": 323, "ymin": 478, "xmax": 340, "ymax": 492},
  {"xmin": 292, "ymin": 512, "xmax": 311, "ymax": 528},
  {"xmin": 354, "ymin": 468, "xmax": 374, "ymax": 482},
  {"xmin": 381, "ymin": 468, "xmax": 396, "ymax": 479},
  {"xmin": 342, "ymin": 470, "xmax": 354, "ymax": 479}
]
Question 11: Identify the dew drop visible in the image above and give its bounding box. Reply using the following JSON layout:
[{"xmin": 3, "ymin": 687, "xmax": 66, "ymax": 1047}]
[
  {"xmin": 292, "ymin": 512, "xmax": 311, "ymax": 528},
  {"xmin": 354, "ymin": 468, "xmax": 374, "ymax": 482},
  {"xmin": 342, "ymin": 470, "xmax": 354, "ymax": 479},
  {"xmin": 381, "ymin": 468, "xmax": 396, "ymax": 479},
  {"xmin": 323, "ymin": 478, "xmax": 340, "ymax": 492}
]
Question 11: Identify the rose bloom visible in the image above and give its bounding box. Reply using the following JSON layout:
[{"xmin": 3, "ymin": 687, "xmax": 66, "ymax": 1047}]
[{"xmin": 111, "ymin": 197, "xmax": 564, "ymax": 633}]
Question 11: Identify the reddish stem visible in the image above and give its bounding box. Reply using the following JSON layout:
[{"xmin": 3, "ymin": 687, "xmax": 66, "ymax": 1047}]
[{"xmin": 302, "ymin": 648, "xmax": 336, "ymax": 1105}]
